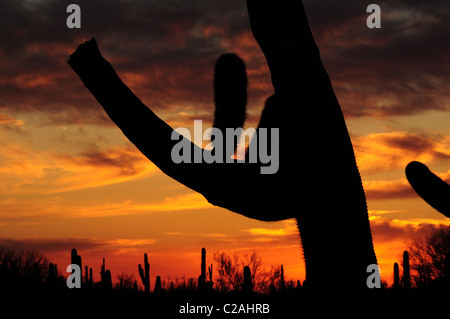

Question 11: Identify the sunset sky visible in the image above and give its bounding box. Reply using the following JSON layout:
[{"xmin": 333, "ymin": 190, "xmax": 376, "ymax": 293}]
[{"xmin": 0, "ymin": 0, "xmax": 449, "ymax": 289}]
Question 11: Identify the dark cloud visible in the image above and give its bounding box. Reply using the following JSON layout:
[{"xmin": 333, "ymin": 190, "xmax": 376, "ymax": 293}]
[
  {"xmin": 379, "ymin": 132, "xmax": 450, "ymax": 160},
  {"xmin": 365, "ymin": 181, "xmax": 415, "ymax": 200},
  {"xmin": 370, "ymin": 218, "xmax": 445, "ymax": 244},
  {"xmin": 59, "ymin": 145, "xmax": 148, "ymax": 177},
  {"xmin": 0, "ymin": 0, "xmax": 448, "ymax": 125},
  {"xmin": 0, "ymin": 236, "xmax": 104, "ymax": 253}
]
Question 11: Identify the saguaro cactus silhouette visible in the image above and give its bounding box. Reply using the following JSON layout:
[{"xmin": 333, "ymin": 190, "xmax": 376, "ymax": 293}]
[
  {"xmin": 393, "ymin": 262, "xmax": 400, "ymax": 289},
  {"xmin": 71, "ymin": 248, "xmax": 82, "ymax": 283},
  {"xmin": 100, "ymin": 257, "xmax": 112, "ymax": 290},
  {"xmin": 403, "ymin": 251, "xmax": 411, "ymax": 289},
  {"xmin": 198, "ymin": 248, "xmax": 207, "ymax": 290},
  {"xmin": 139, "ymin": 253, "xmax": 150, "ymax": 293},
  {"xmin": 68, "ymin": 0, "xmax": 377, "ymax": 293},
  {"xmin": 405, "ymin": 161, "xmax": 450, "ymax": 218}
]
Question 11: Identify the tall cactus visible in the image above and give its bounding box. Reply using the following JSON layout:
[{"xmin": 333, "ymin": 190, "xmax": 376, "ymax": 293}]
[
  {"xmin": 139, "ymin": 253, "xmax": 150, "ymax": 293},
  {"xmin": 198, "ymin": 248, "xmax": 206, "ymax": 290},
  {"xmin": 47, "ymin": 263, "xmax": 58, "ymax": 286},
  {"xmin": 208, "ymin": 264, "xmax": 213, "ymax": 284},
  {"xmin": 403, "ymin": 251, "xmax": 411, "ymax": 289},
  {"xmin": 393, "ymin": 262, "xmax": 400, "ymax": 289},
  {"xmin": 280, "ymin": 264, "xmax": 285, "ymax": 290},
  {"xmin": 100, "ymin": 257, "xmax": 112, "ymax": 290}
]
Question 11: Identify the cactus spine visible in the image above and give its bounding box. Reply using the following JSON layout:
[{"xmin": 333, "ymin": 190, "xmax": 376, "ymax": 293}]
[
  {"xmin": 403, "ymin": 251, "xmax": 411, "ymax": 289},
  {"xmin": 139, "ymin": 253, "xmax": 150, "ymax": 293}
]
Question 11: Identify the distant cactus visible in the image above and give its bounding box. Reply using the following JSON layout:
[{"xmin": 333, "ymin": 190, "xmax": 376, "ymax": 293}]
[
  {"xmin": 403, "ymin": 251, "xmax": 411, "ymax": 289},
  {"xmin": 71, "ymin": 248, "xmax": 82, "ymax": 283},
  {"xmin": 154, "ymin": 275, "xmax": 162, "ymax": 294},
  {"xmin": 393, "ymin": 262, "xmax": 400, "ymax": 289},
  {"xmin": 243, "ymin": 265, "xmax": 252, "ymax": 293},
  {"xmin": 100, "ymin": 257, "xmax": 112, "ymax": 290},
  {"xmin": 139, "ymin": 253, "xmax": 150, "ymax": 293},
  {"xmin": 208, "ymin": 264, "xmax": 213, "ymax": 288},
  {"xmin": 280, "ymin": 264, "xmax": 285, "ymax": 290},
  {"xmin": 104, "ymin": 270, "xmax": 112, "ymax": 290},
  {"xmin": 84, "ymin": 265, "xmax": 93, "ymax": 287},
  {"xmin": 47, "ymin": 263, "xmax": 58, "ymax": 286},
  {"xmin": 198, "ymin": 248, "xmax": 207, "ymax": 290}
]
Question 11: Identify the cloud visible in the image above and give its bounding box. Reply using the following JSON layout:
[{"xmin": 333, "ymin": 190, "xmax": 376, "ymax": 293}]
[
  {"xmin": 370, "ymin": 216, "xmax": 450, "ymax": 244},
  {"xmin": 0, "ymin": 141, "xmax": 156, "ymax": 194},
  {"xmin": 1, "ymin": 0, "xmax": 446, "ymax": 130},
  {"xmin": 0, "ymin": 236, "xmax": 157, "ymax": 256},
  {"xmin": 0, "ymin": 236, "xmax": 105, "ymax": 253},
  {"xmin": 354, "ymin": 131, "xmax": 450, "ymax": 174}
]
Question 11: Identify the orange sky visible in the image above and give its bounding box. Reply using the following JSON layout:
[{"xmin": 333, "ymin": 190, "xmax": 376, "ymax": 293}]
[{"xmin": 0, "ymin": 0, "xmax": 449, "ymax": 290}]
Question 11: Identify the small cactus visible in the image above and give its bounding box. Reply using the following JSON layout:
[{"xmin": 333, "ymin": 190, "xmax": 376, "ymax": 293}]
[
  {"xmin": 139, "ymin": 253, "xmax": 150, "ymax": 293},
  {"xmin": 393, "ymin": 262, "xmax": 400, "ymax": 289},
  {"xmin": 403, "ymin": 251, "xmax": 411, "ymax": 289},
  {"xmin": 84, "ymin": 265, "xmax": 93, "ymax": 287},
  {"xmin": 208, "ymin": 264, "xmax": 212, "ymax": 285},
  {"xmin": 198, "ymin": 248, "xmax": 206, "ymax": 290}
]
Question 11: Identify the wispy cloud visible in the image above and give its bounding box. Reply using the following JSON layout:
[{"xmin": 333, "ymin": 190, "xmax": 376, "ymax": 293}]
[{"xmin": 354, "ymin": 131, "xmax": 450, "ymax": 174}]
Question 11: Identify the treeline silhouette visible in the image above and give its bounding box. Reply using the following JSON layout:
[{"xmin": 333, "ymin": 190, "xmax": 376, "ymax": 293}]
[{"xmin": 1, "ymin": 244, "xmax": 449, "ymax": 302}]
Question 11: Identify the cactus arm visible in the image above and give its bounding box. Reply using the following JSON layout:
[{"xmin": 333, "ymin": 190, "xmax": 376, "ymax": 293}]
[
  {"xmin": 68, "ymin": 39, "xmax": 212, "ymax": 194},
  {"xmin": 405, "ymin": 161, "xmax": 450, "ymax": 218},
  {"xmin": 213, "ymin": 54, "xmax": 247, "ymax": 156}
]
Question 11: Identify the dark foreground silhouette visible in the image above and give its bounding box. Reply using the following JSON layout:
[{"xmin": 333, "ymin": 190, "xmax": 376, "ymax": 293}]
[
  {"xmin": 406, "ymin": 161, "xmax": 450, "ymax": 218},
  {"xmin": 68, "ymin": 0, "xmax": 377, "ymax": 294}
]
